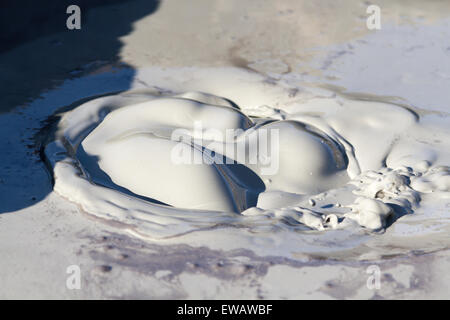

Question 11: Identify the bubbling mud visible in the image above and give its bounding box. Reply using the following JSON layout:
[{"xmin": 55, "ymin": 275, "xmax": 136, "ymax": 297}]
[{"xmin": 41, "ymin": 68, "xmax": 450, "ymax": 259}]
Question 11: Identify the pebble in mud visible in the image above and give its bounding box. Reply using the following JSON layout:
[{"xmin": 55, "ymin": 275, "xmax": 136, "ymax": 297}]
[{"xmin": 93, "ymin": 265, "xmax": 113, "ymax": 274}]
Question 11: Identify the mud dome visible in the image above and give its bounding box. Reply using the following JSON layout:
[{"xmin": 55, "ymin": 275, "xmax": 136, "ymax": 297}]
[
  {"xmin": 77, "ymin": 92, "xmax": 351, "ymax": 213},
  {"xmin": 42, "ymin": 68, "xmax": 450, "ymax": 259}
]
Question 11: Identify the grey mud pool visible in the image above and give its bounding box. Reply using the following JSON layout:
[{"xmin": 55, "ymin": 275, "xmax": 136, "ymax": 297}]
[{"xmin": 38, "ymin": 67, "xmax": 450, "ymax": 261}]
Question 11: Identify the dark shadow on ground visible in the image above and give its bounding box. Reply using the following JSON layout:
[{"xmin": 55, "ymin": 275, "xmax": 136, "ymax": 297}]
[
  {"xmin": 384, "ymin": 202, "xmax": 415, "ymax": 229},
  {"xmin": 0, "ymin": 0, "xmax": 160, "ymax": 113},
  {"xmin": 0, "ymin": 0, "xmax": 160, "ymax": 213}
]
